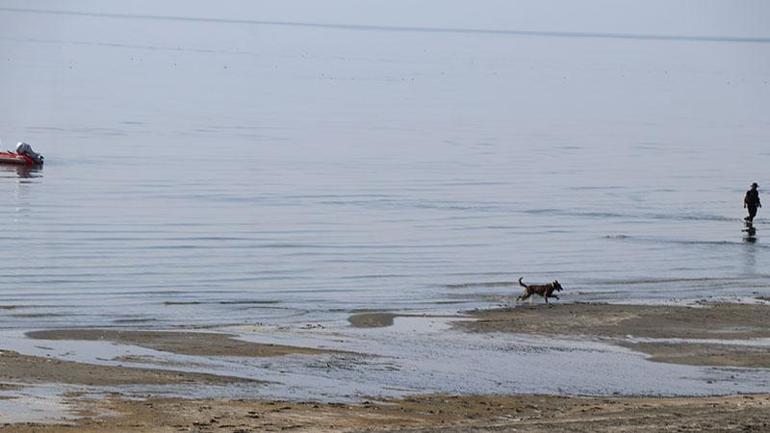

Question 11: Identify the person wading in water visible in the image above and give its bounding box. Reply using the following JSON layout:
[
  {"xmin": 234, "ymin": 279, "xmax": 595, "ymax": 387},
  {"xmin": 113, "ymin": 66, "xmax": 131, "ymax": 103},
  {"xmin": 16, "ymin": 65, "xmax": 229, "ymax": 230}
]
[{"xmin": 744, "ymin": 182, "xmax": 761, "ymax": 223}]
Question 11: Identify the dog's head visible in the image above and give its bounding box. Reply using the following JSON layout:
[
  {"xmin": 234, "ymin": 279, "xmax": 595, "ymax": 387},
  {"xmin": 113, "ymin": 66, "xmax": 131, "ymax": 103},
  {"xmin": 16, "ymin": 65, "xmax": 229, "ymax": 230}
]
[{"xmin": 551, "ymin": 280, "xmax": 563, "ymax": 292}]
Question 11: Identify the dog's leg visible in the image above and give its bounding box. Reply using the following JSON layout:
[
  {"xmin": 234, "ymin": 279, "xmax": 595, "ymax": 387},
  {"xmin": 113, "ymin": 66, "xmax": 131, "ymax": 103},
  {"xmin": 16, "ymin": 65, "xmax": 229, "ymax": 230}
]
[{"xmin": 518, "ymin": 292, "xmax": 531, "ymax": 302}]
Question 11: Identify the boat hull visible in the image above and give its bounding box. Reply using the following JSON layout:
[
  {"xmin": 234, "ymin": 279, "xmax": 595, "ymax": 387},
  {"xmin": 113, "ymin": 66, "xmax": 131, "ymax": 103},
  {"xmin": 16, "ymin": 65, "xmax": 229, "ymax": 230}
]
[{"xmin": 0, "ymin": 152, "xmax": 39, "ymax": 166}]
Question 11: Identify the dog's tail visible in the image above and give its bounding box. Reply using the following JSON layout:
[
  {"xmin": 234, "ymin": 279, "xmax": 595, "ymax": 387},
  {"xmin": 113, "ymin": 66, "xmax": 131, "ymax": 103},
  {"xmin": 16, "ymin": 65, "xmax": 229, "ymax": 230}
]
[{"xmin": 518, "ymin": 277, "xmax": 527, "ymax": 288}]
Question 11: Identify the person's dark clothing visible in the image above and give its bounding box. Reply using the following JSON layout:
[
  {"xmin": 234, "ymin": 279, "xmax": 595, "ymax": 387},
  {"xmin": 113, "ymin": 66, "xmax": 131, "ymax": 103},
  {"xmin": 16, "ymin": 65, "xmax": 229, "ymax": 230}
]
[
  {"xmin": 745, "ymin": 189, "xmax": 761, "ymax": 222},
  {"xmin": 747, "ymin": 204, "xmax": 758, "ymax": 222},
  {"xmin": 746, "ymin": 189, "xmax": 760, "ymax": 207}
]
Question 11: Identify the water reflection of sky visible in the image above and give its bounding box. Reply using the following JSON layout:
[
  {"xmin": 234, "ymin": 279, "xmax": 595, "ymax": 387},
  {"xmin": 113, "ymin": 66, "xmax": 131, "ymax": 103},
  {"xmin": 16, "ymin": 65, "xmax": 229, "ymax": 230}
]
[{"xmin": 0, "ymin": 1, "xmax": 768, "ymax": 331}]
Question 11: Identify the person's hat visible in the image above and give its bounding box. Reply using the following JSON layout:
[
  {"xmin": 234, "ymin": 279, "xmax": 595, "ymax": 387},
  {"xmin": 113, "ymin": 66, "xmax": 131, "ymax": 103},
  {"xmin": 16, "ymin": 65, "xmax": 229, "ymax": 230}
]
[{"xmin": 751, "ymin": 182, "xmax": 759, "ymax": 188}]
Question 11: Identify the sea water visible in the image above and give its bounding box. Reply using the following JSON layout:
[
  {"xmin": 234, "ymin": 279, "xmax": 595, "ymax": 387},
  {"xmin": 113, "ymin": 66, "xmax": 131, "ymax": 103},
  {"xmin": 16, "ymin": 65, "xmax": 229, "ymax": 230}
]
[{"xmin": 1, "ymin": 1, "xmax": 769, "ymax": 330}]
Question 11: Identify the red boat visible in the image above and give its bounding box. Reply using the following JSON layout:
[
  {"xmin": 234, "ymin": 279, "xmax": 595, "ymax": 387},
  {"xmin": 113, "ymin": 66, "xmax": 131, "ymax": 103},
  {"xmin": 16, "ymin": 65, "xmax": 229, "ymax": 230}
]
[
  {"xmin": 0, "ymin": 151, "xmax": 39, "ymax": 165},
  {"xmin": 0, "ymin": 143, "xmax": 44, "ymax": 165}
]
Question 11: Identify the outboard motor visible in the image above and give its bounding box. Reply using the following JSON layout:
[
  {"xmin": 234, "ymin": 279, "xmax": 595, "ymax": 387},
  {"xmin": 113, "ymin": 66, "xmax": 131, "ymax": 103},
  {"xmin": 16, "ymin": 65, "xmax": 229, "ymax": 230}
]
[{"xmin": 16, "ymin": 142, "xmax": 44, "ymax": 164}]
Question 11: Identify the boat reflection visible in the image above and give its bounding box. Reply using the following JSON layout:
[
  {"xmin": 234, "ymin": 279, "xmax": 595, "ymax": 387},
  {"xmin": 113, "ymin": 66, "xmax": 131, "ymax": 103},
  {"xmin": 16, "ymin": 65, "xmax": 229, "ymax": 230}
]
[{"xmin": 0, "ymin": 163, "xmax": 43, "ymax": 179}]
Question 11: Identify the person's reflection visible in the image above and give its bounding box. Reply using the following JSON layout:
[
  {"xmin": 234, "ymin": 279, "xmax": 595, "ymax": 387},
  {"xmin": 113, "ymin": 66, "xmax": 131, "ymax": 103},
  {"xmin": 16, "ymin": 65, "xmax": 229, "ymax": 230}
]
[{"xmin": 742, "ymin": 242, "xmax": 757, "ymax": 274}]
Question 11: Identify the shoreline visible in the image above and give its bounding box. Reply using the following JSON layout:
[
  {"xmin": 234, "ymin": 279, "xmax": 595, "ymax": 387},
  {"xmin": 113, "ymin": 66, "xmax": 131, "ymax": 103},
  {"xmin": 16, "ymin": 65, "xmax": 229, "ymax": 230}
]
[{"xmin": 1, "ymin": 299, "xmax": 769, "ymax": 430}]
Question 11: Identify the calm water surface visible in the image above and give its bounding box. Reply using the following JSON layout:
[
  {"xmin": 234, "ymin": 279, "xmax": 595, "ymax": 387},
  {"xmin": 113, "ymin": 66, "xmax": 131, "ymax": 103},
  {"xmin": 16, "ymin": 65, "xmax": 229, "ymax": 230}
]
[{"xmin": 1, "ymin": 1, "xmax": 769, "ymax": 330}]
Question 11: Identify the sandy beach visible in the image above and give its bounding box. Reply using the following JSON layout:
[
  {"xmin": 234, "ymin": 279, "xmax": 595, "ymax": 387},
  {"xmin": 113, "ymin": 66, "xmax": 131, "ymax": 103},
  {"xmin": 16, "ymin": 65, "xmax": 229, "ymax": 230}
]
[
  {"xmin": 1, "ymin": 300, "xmax": 769, "ymax": 432},
  {"xmin": 3, "ymin": 393, "xmax": 770, "ymax": 433}
]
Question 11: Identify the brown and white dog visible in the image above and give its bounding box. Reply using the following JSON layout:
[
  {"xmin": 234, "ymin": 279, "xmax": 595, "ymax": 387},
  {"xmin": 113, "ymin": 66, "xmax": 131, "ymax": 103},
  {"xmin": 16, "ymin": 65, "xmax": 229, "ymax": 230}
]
[{"xmin": 516, "ymin": 277, "xmax": 563, "ymax": 304}]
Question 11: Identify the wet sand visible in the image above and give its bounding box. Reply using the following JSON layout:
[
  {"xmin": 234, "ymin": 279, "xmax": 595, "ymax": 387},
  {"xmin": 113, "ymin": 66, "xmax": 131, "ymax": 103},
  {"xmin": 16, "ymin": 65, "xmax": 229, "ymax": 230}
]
[
  {"xmin": 619, "ymin": 342, "xmax": 770, "ymax": 368},
  {"xmin": 2, "ymin": 394, "xmax": 769, "ymax": 433},
  {"xmin": 348, "ymin": 312, "xmax": 398, "ymax": 328},
  {"xmin": 347, "ymin": 312, "xmax": 461, "ymax": 328},
  {"xmin": 458, "ymin": 302, "xmax": 770, "ymax": 368},
  {"xmin": 1, "ymin": 302, "xmax": 769, "ymax": 431},
  {"xmin": 0, "ymin": 383, "xmax": 21, "ymax": 399},
  {"xmin": 27, "ymin": 329, "xmax": 341, "ymax": 357},
  {"xmin": 0, "ymin": 350, "xmax": 255, "ymax": 386},
  {"xmin": 459, "ymin": 302, "xmax": 770, "ymax": 339}
]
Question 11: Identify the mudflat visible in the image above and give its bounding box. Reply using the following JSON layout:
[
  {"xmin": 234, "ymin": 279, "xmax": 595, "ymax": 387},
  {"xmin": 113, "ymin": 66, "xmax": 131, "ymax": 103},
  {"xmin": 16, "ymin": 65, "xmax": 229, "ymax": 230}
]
[
  {"xmin": 458, "ymin": 302, "xmax": 770, "ymax": 368},
  {"xmin": 2, "ymin": 394, "xmax": 768, "ymax": 433},
  {"xmin": 459, "ymin": 302, "xmax": 770, "ymax": 339},
  {"xmin": 26, "ymin": 329, "xmax": 341, "ymax": 357},
  {"xmin": 619, "ymin": 341, "xmax": 770, "ymax": 368}
]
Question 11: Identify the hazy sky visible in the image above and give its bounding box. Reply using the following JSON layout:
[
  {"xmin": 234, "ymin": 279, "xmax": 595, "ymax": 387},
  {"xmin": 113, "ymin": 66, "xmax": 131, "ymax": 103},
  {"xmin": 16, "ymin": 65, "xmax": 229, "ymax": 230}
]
[
  {"xmin": 1, "ymin": 0, "xmax": 768, "ymax": 156},
  {"xmin": 2, "ymin": 0, "xmax": 769, "ymax": 37}
]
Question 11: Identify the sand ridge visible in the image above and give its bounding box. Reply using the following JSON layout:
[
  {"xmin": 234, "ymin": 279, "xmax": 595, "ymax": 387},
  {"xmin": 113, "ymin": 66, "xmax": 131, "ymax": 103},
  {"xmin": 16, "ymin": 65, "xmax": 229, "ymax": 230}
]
[
  {"xmin": 0, "ymin": 350, "xmax": 257, "ymax": 386},
  {"xmin": 26, "ymin": 329, "xmax": 343, "ymax": 357}
]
